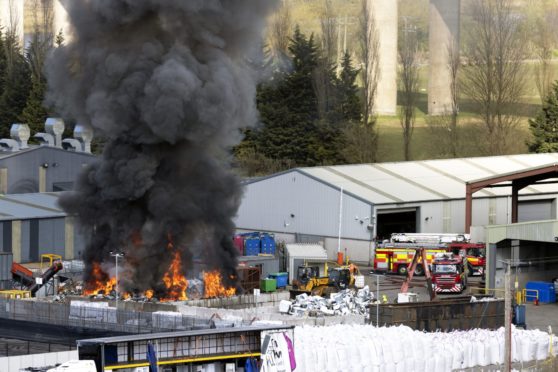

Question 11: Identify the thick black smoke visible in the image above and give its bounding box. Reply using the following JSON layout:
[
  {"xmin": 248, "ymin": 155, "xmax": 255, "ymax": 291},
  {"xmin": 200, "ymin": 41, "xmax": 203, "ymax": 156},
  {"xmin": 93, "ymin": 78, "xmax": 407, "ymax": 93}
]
[{"xmin": 46, "ymin": 0, "xmax": 277, "ymax": 296}]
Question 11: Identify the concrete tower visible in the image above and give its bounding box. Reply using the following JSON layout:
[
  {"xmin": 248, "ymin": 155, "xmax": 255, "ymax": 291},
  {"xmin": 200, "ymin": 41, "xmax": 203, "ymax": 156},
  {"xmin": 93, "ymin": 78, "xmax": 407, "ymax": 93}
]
[
  {"xmin": 369, "ymin": 0, "xmax": 398, "ymax": 116},
  {"xmin": 0, "ymin": 0, "xmax": 25, "ymax": 46},
  {"xmin": 53, "ymin": 0, "xmax": 70, "ymax": 41},
  {"xmin": 428, "ymin": 0, "xmax": 461, "ymax": 115}
]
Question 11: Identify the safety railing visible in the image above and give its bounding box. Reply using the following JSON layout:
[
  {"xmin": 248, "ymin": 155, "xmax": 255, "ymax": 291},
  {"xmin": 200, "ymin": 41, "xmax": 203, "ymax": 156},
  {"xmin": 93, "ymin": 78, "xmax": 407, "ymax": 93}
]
[{"xmin": 521, "ymin": 288, "xmax": 539, "ymax": 304}]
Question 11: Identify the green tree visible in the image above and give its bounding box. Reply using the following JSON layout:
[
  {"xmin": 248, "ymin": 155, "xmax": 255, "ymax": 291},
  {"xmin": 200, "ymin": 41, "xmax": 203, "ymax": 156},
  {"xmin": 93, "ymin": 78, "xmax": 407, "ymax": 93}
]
[
  {"xmin": 0, "ymin": 31, "xmax": 31, "ymax": 138},
  {"xmin": 528, "ymin": 82, "xmax": 558, "ymax": 153},
  {"xmin": 255, "ymin": 27, "xmax": 322, "ymax": 166},
  {"xmin": 335, "ymin": 51, "xmax": 361, "ymax": 123}
]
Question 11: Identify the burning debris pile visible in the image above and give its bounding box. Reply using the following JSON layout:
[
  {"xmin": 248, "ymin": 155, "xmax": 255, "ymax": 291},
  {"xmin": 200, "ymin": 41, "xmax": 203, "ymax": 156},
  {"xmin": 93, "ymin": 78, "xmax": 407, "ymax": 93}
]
[
  {"xmin": 280, "ymin": 286, "xmax": 374, "ymax": 317},
  {"xmin": 45, "ymin": 1, "xmax": 278, "ymax": 300}
]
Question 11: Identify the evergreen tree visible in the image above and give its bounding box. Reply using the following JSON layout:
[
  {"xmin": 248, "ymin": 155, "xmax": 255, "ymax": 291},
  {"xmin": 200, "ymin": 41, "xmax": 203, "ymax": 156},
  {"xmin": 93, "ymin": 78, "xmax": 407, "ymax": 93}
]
[
  {"xmin": 21, "ymin": 29, "xmax": 53, "ymax": 134},
  {"xmin": 528, "ymin": 81, "xmax": 558, "ymax": 153},
  {"xmin": 0, "ymin": 30, "xmax": 6, "ymax": 103},
  {"xmin": 335, "ymin": 51, "xmax": 361, "ymax": 123},
  {"xmin": 0, "ymin": 31, "xmax": 31, "ymax": 138},
  {"xmin": 256, "ymin": 27, "xmax": 322, "ymax": 166}
]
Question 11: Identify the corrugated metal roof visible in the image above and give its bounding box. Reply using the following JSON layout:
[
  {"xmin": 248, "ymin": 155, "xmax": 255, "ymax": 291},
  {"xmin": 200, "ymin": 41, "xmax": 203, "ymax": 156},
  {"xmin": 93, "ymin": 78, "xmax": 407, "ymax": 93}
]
[
  {"xmin": 0, "ymin": 145, "xmax": 96, "ymax": 160},
  {"xmin": 0, "ymin": 192, "xmax": 65, "ymax": 221},
  {"xmin": 285, "ymin": 244, "xmax": 327, "ymax": 259},
  {"xmin": 296, "ymin": 153, "xmax": 558, "ymax": 205}
]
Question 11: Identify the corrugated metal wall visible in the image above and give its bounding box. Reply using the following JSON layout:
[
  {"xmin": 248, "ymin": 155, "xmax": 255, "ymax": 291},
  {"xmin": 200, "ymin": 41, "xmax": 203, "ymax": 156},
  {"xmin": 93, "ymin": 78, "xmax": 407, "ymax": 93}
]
[
  {"xmin": 235, "ymin": 171, "xmax": 373, "ymax": 241},
  {"xmin": 16, "ymin": 218, "xmax": 66, "ymax": 262}
]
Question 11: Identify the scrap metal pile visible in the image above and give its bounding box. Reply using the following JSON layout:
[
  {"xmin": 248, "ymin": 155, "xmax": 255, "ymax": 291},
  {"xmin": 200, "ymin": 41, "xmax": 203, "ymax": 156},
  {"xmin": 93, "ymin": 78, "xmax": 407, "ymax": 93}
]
[{"xmin": 280, "ymin": 286, "xmax": 374, "ymax": 317}]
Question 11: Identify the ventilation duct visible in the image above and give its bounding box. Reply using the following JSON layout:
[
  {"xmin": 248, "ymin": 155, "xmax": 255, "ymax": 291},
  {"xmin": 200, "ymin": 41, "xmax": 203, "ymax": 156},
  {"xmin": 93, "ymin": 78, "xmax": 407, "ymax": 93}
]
[
  {"xmin": 34, "ymin": 133, "xmax": 55, "ymax": 147},
  {"xmin": 73, "ymin": 124, "xmax": 93, "ymax": 153},
  {"xmin": 62, "ymin": 138, "xmax": 82, "ymax": 152},
  {"xmin": 0, "ymin": 139, "xmax": 20, "ymax": 152},
  {"xmin": 44, "ymin": 118, "xmax": 65, "ymax": 148},
  {"xmin": 9, "ymin": 124, "xmax": 30, "ymax": 149}
]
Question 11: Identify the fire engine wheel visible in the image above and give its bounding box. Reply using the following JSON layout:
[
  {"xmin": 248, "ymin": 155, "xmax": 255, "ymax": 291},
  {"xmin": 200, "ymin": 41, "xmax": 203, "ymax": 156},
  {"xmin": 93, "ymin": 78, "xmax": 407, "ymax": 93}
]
[
  {"xmin": 414, "ymin": 265, "xmax": 424, "ymax": 276},
  {"xmin": 397, "ymin": 265, "xmax": 408, "ymax": 275}
]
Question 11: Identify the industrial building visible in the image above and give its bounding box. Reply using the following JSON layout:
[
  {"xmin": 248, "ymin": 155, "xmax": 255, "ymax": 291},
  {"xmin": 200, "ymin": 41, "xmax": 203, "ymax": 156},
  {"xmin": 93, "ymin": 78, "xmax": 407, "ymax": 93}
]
[
  {"xmin": 0, "ymin": 120, "xmax": 95, "ymax": 263},
  {"xmin": 235, "ymin": 153, "xmax": 558, "ymax": 265}
]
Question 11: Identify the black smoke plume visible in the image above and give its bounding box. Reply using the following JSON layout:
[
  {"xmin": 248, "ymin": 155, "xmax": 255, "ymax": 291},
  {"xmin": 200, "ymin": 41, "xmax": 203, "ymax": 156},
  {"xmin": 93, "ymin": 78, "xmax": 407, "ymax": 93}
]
[{"xmin": 46, "ymin": 0, "xmax": 277, "ymax": 296}]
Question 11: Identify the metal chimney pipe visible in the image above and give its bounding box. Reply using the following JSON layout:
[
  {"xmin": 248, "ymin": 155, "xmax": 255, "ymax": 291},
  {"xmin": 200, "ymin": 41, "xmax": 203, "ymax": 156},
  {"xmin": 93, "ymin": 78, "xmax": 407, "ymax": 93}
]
[
  {"xmin": 9, "ymin": 124, "xmax": 30, "ymax": 149},
  {"xmin": 73, "ymin": 124, "xmax": 94, "ymax": 153},
  {"xmin": 44, "ymin": 118, "xmax": 65, "ymax": 148}
]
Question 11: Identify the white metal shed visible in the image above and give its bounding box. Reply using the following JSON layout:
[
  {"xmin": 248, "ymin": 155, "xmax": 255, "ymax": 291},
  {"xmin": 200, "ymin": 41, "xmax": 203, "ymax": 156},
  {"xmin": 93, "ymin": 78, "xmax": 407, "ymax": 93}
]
[{"xmin": 286, "ymin": 243, "xmax": 328, "ymax": 284}]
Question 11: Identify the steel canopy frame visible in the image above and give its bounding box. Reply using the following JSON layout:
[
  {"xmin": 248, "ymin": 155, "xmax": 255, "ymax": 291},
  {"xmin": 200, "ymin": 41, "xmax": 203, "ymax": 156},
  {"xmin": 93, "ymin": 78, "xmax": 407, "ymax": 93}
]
[{"xmin": 465, "ymin": 163, "xmax": 558, "ymax": 233}]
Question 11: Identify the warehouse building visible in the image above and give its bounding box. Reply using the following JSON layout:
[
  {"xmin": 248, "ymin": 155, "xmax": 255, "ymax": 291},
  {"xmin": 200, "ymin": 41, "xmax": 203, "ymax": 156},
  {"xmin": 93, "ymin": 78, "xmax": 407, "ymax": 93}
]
[
  {"xmin": 235, "ymin": 153, "xmax": 558, "ymax": 265},
  {"xmin": 0, "ymin": 119, "xmax": 95, "ymax": 263},
  {"xmin": 0, "ymin": 193, "xmax": 85, "ymax": 263}
]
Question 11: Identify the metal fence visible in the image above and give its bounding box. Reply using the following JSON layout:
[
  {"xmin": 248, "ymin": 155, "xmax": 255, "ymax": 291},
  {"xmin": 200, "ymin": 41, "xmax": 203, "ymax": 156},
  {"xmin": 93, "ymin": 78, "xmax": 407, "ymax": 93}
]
[
  {"xmin": 0, "ymin": 339, "xmax": 75, "ymax": 357},
  {"xmin": 0, "ymin": 298, "xmax": 242, "ymax": 334}
]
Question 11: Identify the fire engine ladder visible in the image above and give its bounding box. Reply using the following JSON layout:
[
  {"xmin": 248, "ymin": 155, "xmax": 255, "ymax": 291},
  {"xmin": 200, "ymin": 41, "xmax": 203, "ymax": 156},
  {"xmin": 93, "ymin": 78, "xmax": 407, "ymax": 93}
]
[{"xmin": 400, "ymin": 248, "xmax": 436, "ymax": 301}]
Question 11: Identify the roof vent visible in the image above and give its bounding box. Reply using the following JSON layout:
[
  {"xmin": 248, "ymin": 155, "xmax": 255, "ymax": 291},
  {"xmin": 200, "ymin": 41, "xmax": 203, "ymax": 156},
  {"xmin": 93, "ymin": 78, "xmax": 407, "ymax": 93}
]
[
  {"xmin": 62, "ymin": 138, "xmax": 82, "ymax": 152},
  {"xmin": 44, "ymin": 118, "xmax": 65, "ymax": 148},
  {"xmin": 10, "ymin": 124, "xmax": 31, "ymax": 149},
  {"xmin": 34, "ymin": 133, "xmax": 55, "ymax": 146},
  {"xmin": 0, "ymin": 139, "xmax": 20, "ymax": 152},
  {"xmin": 73, "ymin": 124, "xmax": 93, "ymax": 153}
]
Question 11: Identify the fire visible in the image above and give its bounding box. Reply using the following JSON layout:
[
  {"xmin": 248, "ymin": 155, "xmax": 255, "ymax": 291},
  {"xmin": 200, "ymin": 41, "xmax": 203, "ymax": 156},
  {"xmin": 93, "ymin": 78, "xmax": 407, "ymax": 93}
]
[
  {"xmin": 203, "ymin": 271, "xmax": 236, "ymax": 298},
  {"xmin": 145, "ymin": 289, "xmax": 154, "ymax": 299},
  {"xmin": 161, "ymin": 250, "xmax": 188, "ymax": 301},
  {"xmin": 84, "ymin": 262, "xmax": 116, "ymax": 295}
]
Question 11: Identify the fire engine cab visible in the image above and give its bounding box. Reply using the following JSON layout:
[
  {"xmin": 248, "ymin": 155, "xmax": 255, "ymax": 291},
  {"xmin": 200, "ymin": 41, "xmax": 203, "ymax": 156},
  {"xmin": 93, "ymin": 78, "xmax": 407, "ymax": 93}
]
[{"xmin": 431, "ymin": 253, "xmax": 468, "ymax": 293}]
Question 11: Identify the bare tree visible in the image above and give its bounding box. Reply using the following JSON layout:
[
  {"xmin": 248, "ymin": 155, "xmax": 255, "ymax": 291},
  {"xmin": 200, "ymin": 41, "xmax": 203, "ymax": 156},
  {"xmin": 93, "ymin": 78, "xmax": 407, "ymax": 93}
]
[
  {"xmin": 314, "ymin": 0, "xmax": 337, "ymax": 120},
  {"xmin": 27, "ymin": 0, "xmax": 55, "ymax": 78},
  {"xmin": 4, "ymin": 0, "xmax": 22, "ymax": 68},
  {"xmin": 358, "ymin": 0, "xmax": 380, "ymax": 127},
  {"xmin": 531, "ymin": 6, "xmax": 557, "ymax": 102},
  {"xmin": 427, "ymin": 38, "xmax": 461, "ymax": 158},
  {"xmin": 267, "ymin": 0, "xmax": 292, "ymax": 69},
  {"xmin": 461, "ymin": 0, "xmax": 527, "ymax": 155},
  {"xmin": 398, "ymin": 19, "xmax": 419, "ymax": 161}
]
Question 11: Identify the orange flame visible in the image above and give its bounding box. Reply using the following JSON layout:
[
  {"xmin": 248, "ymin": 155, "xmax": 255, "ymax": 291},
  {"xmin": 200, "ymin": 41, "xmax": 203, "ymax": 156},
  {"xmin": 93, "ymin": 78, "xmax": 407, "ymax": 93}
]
[
  {"xmin": 84, "ymin": 262, "xmax": 116, "ymax": 295},
  {"xmin": 203, "ymin": 271, "xmax": 236, "ymax": 298},
  {"xmin": 160, "ymin": 250, "xmax": 188, "ymax": 301},
  {"xmin": 145, "ymin": 289, "xmax": 154, "ymax": 299}
]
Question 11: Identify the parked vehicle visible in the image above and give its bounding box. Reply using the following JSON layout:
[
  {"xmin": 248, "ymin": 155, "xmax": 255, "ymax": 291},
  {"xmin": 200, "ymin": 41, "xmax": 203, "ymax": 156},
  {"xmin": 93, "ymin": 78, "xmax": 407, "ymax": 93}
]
[
  {"xmin": 431, "ymin": 253, "xmax": 468, "ymax": 294},
  {"xmin": 373, "ymin": 243, "xmax": 448, "ymax": 275}
]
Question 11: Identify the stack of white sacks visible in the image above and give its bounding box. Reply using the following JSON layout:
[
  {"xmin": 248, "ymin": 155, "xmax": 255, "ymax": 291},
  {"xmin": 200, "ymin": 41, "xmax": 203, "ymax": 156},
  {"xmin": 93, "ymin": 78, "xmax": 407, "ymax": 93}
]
[{"xmin": 294, "ymin": 324, "xmax": 557, "ymax": 371}]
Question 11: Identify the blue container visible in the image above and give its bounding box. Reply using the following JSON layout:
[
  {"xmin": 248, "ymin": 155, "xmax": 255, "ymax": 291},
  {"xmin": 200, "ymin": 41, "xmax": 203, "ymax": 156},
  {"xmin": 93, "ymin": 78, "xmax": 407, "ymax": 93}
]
[
  {"xmin": 268, "ymin": 272, "xmax": 288, "ymax": 288},
  {"xmin": 514, "ymin": 305, "xmax": 526, "ymax": 327},
  {"xmin": 525, "ymin": 281, "xmax": 556, "ymax": 303},
  {"xmin": 259, "ymin": 234, "xmax": 276, "ymax": 255},
  {"xmin": 244, "ymin": 238, "xmax": 261, "ymax": 256}
]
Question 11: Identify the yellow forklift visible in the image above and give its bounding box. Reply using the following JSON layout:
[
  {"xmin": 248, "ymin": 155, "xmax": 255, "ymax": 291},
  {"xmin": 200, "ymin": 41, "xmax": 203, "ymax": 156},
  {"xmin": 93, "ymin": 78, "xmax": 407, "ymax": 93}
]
[{"xmin": 290, "ymin": 262, "xmax": 357, "ymax": 297}]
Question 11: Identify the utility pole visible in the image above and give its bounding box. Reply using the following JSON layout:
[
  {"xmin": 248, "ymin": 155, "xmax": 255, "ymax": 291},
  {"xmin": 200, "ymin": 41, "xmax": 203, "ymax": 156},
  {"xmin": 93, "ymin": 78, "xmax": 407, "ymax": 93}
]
[
  {"xmin": 504, "ymin": 260, "xmax": 512, "ymax": 371},
  {"xmin": 110, "ymin": 251, "xmax": 124, "ymax": 308}
]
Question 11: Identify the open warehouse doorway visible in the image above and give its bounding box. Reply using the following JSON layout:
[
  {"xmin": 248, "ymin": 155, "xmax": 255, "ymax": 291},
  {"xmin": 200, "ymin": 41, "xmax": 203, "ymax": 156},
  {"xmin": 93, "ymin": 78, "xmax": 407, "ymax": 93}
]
[{"xmin": 376, "ymin": 208, "xmax": 417, "ymax": 242}]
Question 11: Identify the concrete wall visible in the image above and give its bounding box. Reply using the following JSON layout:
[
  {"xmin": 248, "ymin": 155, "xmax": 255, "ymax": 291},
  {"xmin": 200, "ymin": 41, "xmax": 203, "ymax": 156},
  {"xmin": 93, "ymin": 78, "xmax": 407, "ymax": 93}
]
[
  {"xmin": 428, "ymin": 0, "xmax": 461, "ymax": 115},
  {"xmin": 0, "ymin": 350, "xmax": 78, "ymax": 372},
  {"xmin": 368, "ymin": 0, "xmax": 398, "ymax": 115}
]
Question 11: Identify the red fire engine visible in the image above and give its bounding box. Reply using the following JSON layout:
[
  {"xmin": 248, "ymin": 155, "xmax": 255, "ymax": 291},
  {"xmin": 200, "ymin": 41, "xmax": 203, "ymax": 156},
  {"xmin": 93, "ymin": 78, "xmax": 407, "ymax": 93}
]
[
  {"xmin": 373, "ymin": 243, "xmax": 448, "ymax": 275},
  {"xmin": 448, "ymin": 242, "xmax": 486, "ymax": 276},
  {"xmin": 431, "ymin": 253, "xmax": 468, "ymax": 293}
]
